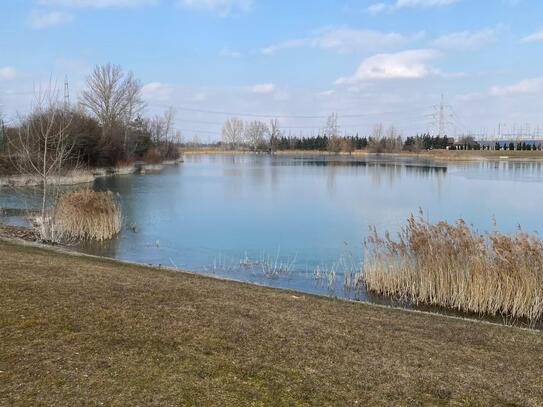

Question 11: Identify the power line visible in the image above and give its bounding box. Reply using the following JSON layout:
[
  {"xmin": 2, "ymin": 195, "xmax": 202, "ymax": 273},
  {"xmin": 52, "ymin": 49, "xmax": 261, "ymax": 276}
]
[
  {"xmin": 175, "ymin": 115, "xmax": 430, "ymax": 130},
  {"xmin": 147, "ymin": 102, "xmax": 432, "ymax": 120},
  {"xmin": 177, "ymin": 128, "xmax": 220, "ymax": 136}
]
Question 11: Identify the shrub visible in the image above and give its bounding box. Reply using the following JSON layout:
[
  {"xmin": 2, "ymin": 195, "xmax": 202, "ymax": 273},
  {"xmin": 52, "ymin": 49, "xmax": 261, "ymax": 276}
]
[
  {"xmin": 55, "ymin": 190, "xmax": 121, "ymax": 241},
  {"xmin": 158, "ymin": 142, "xmax": 180, "ymax": 161},
  {"xmin": 143, "ymin": 147, "xmax": 163, "ymax": 164}
]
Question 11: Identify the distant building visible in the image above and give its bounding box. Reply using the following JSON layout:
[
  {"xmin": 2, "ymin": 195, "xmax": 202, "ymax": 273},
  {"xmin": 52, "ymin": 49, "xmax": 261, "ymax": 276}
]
[{"xmin": 453, "ymin": 136, "xmax": 480, "ymax": 150}]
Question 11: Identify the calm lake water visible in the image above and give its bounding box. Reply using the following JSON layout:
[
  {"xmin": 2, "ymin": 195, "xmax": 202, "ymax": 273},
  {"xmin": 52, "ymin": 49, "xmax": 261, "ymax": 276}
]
[{"xmin": 3, "ymin": 154, "xmax": 543, "ymax": 303}]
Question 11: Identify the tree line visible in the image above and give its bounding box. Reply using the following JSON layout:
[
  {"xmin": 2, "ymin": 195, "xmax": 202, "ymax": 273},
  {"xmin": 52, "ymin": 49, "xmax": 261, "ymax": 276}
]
[
  {"xmin": 220, "ymin": 117, "xmax": 543, "ymax": 153},
  {"xmin": 0, "ymin": 64, "xmax": 181, "ymax": 176},
  {"xmin": 221, "ymin": 119, "xmax": 417, "ymax": 154}
]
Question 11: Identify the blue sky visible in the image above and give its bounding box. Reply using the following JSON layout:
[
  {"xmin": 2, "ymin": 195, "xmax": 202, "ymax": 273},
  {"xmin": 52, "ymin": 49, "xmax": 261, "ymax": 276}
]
[{"xmin": 1, "ymin": 0, "xmax": 543, "ymax": 140}]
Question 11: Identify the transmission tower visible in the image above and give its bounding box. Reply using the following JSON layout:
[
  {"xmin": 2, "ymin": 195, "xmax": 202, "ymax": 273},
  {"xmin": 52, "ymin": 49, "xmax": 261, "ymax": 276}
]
[
  {"xmin": 428, "ymin": 94, "xmax": 456, "ymax": 137},
  {"xmin": 438, "ymin": 94, "xmax": 445, "ymax": 137}
]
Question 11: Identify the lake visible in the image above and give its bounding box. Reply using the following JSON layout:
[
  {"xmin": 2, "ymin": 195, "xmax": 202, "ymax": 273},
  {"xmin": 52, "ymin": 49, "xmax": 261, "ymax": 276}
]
[{"xmin": 3, "ymin": 154, "xmax": 543, "ymax": 303}]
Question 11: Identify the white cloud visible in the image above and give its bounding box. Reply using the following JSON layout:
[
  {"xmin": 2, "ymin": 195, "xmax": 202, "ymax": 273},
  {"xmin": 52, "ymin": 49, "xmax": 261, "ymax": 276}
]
[
  {"xmin": 250, "ymin": 83, "xmax": 276, "ymax": 94},
  {"xmin": 38, "ymin": 0, "xmax": 157, "ymax": 7},
  {"xmin": 521, "ymin": 29, "xmax": 543, "ymax": 43},
  {"xmin": 433, "ymin": 28, "xmax": 497, "ymax": 50},
  {"xmin": 368, "ymin": 0, "xmax": 460, "ymax": 14},
  {"xmin": 319, "ymin": 90, "xmax": 335, "ymax": 97},
  {"xmin": 179, "ymin": 0, "xmax": 252, "ymax": 16},
  {"xmin": 142, "ymin": 82, "xmax": 174, "ymax": 101},
  {"xmin": 194, "ymin": 91, "xmax": 208, "ymax": 102},
  {"xmin": 261, "ymin": 27, "xmax": 422, "ymax": 55},
  {"xmin": 367, "ymin": 3, "xmax": 388, "ymax": 14},
  {"xmin": 27, "ymin": 9, "xmax": 74, "ymax": 28},
  {"xmin": 0, "ymin": 67, "xmax": 17, "ymax": 80},
  {"xmin": 247, "ymin": 83, "xmax": 288, "ymax": 101},
  {"xmin": 397, "ymin": 0, "xmax": 459, "ymax": 5},
  {"xmin": 219, "ymin": 48, "xmax": 241, "ymax": 58},
  {"xmin": 273, "ymin": 90, "xmax": 289, "ymax": 101},
  {"xmin": 455, "ymin": 92, "xmax": 484, "ymax": 102},
  {"xmin": 142, "ymin": 82, "xmax": 211, "ymax": 104},
  {"xmin": 261, "ymin": 39, "xmax": 305, "ymax": 56},
  {"xmin": 335, "ymin": 49, "xmax": 439, "ymax": 84},
  {"xmin": 490, "ymin": 76, "xmax": 543, "ymax": 96}
]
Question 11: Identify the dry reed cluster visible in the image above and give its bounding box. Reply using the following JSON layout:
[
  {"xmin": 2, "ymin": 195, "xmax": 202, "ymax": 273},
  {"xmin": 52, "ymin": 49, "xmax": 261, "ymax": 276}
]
[
  {"xmin": 363, "ymin": 212, "xmax": 543, "ymax": 323},
  {"xmin": 55, "ymin": 190, "xmax": 121, "ymax": 241}
]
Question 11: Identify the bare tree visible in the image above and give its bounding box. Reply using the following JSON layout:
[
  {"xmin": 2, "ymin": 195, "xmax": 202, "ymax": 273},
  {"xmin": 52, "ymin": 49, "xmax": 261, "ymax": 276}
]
[
  {"xmin": 371, "ymin": 123, "xmax": 384, "ymax": 140},
  {"xmin": 327, "ymin": 135, "xmax": 342, "ymax": 154},
  {"xmin": 340, "ymin": 138, "xmax": 354, "ymax": 154},
  {"xmin": 385, "ymin": 125, "xmax": 403, "ymax": 152},
  {"xmin": 149, "ymin": 107, "xmax": 176, "ymax": 144},
  {"xmin": 80, "ymin": 64, "xmax": 144, "ymax": 130},
  {"xmin": 269, "ymin": 118, "xmax": 281, "ymax": 154},
  {"xmin": 174, "ymin": 129, "xmax": 183, "ymax": 145},
  {"xmin": 325, "ymin": 113, "xmax": 339, "ymax": 138},
  {"xmin": 191, "ymin": 135, "xmax": 201, "ymax": 146},
  {"xmin": 368, "ymin": 123, "xmax": 402, "ymax": 153},
  {"xmin": 221, "ymin": 117, "xmax": 244, "ymax": 150},
  {"xmin": 244, "ymin": 120, "xmax": 269, "ymax": 151},
  {"xmin": 8, "ymin": 88, "xmax": 74, "ymax": 240},
  {"xmin": 163, "ymin": 107, "xmax": 176, "ymax": 144}
]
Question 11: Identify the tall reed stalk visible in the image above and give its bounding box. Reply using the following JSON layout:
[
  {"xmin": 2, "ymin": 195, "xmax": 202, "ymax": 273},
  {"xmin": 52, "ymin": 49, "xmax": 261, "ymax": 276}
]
[
  {"xmin": 54, "ymin": 190, "xmax": 121, "ymax": 241},
  {"xmin": 363, "ymin": 212, "xmax": 543, "ymax": 324}
]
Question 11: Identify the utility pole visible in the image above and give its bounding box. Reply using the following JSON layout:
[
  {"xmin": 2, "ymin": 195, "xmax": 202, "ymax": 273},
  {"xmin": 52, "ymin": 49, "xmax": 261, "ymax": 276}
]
[
  {"xmin": 64, "ymin": 76, "xmax": 70, "ymax": 111},
  {"xmin": 0, "ymin": 115, "xmax": 4, "ymax": 153}
]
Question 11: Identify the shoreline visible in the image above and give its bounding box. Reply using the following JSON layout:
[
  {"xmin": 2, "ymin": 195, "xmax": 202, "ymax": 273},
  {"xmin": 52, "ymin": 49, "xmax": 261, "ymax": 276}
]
[
  {"xmin": 182, "ymin": 148, "xmax": 543, "ymax": 162},
  {"xmin": 0, "ymin": 232, "xmax": 538, "ymax": 331},
  {"xmin": 0, "ymin": 158, "xmax": 183, "ymax": 188}
]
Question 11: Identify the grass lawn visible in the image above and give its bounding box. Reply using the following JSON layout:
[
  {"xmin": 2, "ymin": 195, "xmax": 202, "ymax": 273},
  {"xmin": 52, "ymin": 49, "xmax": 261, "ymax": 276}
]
[{"xmin": 1, "ymin": 240, "xmax": 542, "ymax": 406}]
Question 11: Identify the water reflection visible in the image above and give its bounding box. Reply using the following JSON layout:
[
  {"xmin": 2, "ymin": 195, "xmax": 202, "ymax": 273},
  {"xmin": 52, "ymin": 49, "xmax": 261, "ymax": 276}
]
[
  {"xmin": 2, "ymin": 154, "xmax": 543, "ymax": 323},
  {"xmin": 452, "ymin": 160, "xmax": 543, "ymax": 182}
]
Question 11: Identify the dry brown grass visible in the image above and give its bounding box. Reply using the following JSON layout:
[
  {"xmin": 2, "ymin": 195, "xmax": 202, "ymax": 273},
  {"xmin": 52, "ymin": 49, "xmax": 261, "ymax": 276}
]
[
  {"xmin": 410, "ymin": 149, "xmax": 543, "ymax": 161},
  {"xmin": 1, "ymin": 240, "xmax": 543, "ymax": 406},
  {"xmin": 364, "ymin": 212, "xmax": 543, "ymax": 324},
  {"xmin": 54, "ymin": 189, "xmax": 121, "ymax": 241}
]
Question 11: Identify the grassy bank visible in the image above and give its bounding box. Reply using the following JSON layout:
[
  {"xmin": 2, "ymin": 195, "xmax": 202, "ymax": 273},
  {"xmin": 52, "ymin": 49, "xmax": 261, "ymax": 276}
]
[
  {"xmin": 412, "ymin": 149, "xmax": 543, "ymax": 161},
  {"xmin": 1, "ymin": 240, "xmax": 543, "ymax": 406}
]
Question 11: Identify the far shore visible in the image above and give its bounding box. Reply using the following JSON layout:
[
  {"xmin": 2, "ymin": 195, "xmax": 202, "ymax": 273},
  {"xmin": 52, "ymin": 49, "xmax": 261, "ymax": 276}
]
[
  {"xmin": 3, "ymin": 148, "xmax": 543, "ymax": 190},
  {"xmin": 182, "ymin": 147, "xmax": 543, "ymax": 162}
]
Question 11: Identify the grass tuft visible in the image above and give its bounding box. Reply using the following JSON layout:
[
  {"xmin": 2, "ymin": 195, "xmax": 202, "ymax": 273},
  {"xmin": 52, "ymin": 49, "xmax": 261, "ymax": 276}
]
[{"xmin": 54, "ymin": 189, "xmax": 121, "ymax": 241}]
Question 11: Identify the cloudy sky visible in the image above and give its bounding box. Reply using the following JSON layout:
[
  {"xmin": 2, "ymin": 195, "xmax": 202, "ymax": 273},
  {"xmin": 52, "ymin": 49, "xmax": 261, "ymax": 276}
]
[{"xmin": 1, "ymin": 0, "xmax": 543, "ymax": 140}]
